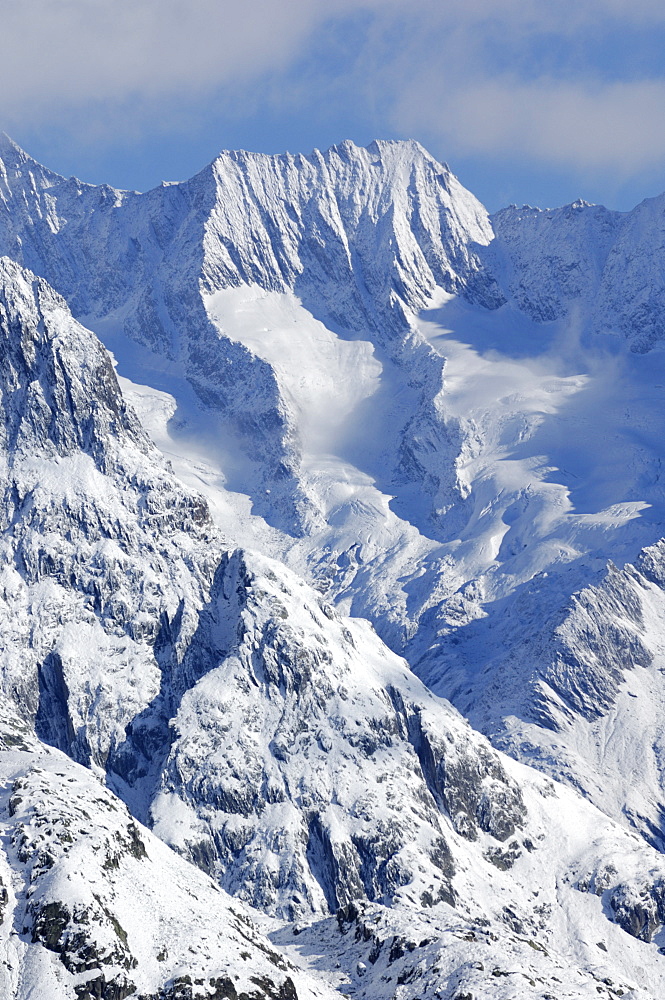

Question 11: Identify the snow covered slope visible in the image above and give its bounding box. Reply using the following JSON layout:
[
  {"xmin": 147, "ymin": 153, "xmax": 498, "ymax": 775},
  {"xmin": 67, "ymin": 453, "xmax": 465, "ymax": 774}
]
[
  {"xmin": 405, "ymin": 285, "xmax": 665, "ymax": 844},
  {"xmin": 3, "ymin": 255, "xmax": 665, "ymax": 997},
  {"xmin": 0, "ymin": 705, "xmax": 335, "ymax": 1000},
  {"xmin": 0, "ymin": 257, "xmax": 524, "ymax": 924},
  {"xmin": 5, "ymin": 134, "xmax": 665, "ymax": 995},
  {"xmin": 4, "ymin": 696, "xmax": 665, "ymax": 999},
  {"xmin": 5, "ymin": 133, "xmax": 665, "ymax": 839},
  {"xmin": 0, "ymin": 133, "xmax": 497, "ymax": 538},
  {"xmin": 0, "ymin": 255, "xmax": 221, "ymax": 772},
  {"xmin": 489, "ymin": 194, "xmax": 665, "ymax": 352}
]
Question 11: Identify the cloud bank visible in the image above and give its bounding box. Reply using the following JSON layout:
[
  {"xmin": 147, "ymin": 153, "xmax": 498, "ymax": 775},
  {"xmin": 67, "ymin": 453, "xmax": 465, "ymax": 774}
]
[{"xmin": 3, "ymin": 0, "xmax": 665, "ymax": 181}]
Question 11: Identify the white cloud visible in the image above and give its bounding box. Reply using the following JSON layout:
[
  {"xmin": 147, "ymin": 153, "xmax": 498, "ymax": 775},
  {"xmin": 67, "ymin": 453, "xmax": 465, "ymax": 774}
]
[
  {"xmin": 1, "ymin": 0, "xmax": 662, "ymax": 115},
  {"xmin": 2, "ymin": 0, "xmax": 665, "ymax": 180},
  {"xmin": 393, "ymin": 75, "xmax": 665, "ymax": 174},
  {"xmin": 0, "ymin": 0, "xmax": 326, "ymax": 112},
  {"xmin": 360, "ymin": 2, "xmax": 665, "ymax": 176}
]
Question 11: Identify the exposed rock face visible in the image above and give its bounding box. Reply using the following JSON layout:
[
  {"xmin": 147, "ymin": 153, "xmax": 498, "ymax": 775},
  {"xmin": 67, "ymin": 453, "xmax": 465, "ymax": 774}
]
[
  {"xmin": 5, "ymin": 136, "xmax": 665, "ymax": 997},
  {"xmin": 4, "ymin": 703, "xmax": 663, "ymax": 1000},
  {"xmin": 0, "ymin": 258, "xmax": 529, "ymax": 930},
  {"xmin": 608, "ymin": 880, "xmax": 665, "ymax": 943},
  {"xmin": 0, "ymin": 259, "xmax": 137, "ymax": 470},
  {"xmin": 534, "ymin": 561, "xmax": 653, "ymax": 726},
  {"xmin": 147, "ymin": 550, "xmax": 525, "ymax": 919},
  {"xmin": 574, "ymin": 850, "xmax": 665, "ymax": 946},
  {"xmin": 200, "ymin": 140, "xmax": 501, "ymax": 329},
  {"xmin": 488, "ymin": 194, "xmax": 665, "ymax": 351},
  {"xmin": 415, "ymin": 538, "xmax": 665, "ymax": 852},
  {"xmin": 488, "ymin": 201, "xmax": 623, "ymax": 324},
  {"xmin": 0, "ymin": 719, "xmax": 332, "ymax": 1000},
  {"xmin": 457, "ymin": 557, "xmax": 655, "ymax": 736},
  {"xmin": 0, "ymin": 257, "xmax": 222, "ymax": 780}
]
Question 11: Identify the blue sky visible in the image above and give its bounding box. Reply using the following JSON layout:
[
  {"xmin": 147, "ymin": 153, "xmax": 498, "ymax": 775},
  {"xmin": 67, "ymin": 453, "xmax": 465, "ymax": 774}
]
[{"xmin": 4, "ymin": 0, "xmax": 665, "ymax": 212}]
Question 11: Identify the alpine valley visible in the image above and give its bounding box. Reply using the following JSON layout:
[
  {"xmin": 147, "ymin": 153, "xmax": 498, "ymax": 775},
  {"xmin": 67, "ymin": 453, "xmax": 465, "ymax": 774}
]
[{"xmin": 1, "ymin": 131, "xmax": 665, "ymax": 999}]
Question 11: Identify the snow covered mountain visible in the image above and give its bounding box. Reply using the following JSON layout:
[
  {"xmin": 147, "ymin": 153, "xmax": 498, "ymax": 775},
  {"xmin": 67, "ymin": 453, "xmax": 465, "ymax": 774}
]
[
  {"xmin": 0, "ymin": 701, "xmax": 336, "ymax": 1000},
  {"xmin": 2, "ymin": 252, "xmax": 660, "ymax": 999},
  {"xmin": 3, "ymin": 132, "xmax": 665, "ymax": 997}
]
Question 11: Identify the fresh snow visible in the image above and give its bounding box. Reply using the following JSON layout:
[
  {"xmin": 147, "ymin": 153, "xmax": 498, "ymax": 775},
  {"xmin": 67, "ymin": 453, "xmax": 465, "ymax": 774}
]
[{"xmin": 2, "ymin": 135, "xmax": 665, "ymax": 998}]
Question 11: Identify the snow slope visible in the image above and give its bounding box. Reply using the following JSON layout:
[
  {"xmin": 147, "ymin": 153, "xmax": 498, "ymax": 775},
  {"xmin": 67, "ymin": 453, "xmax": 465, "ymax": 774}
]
[
  {"xmin": 3, "ymin": 129, "xmax": 664, "ymax": 848},
  {"xmin": 0, "ymin": 704, "xmax": 336, "ymax": 1000},
  {"xmin": 2, "ymin": 255, "xmax": 665, "ymax": 998},
  {"xmin": 3, "ymin": 129, "xmax": 664, "ymax": 846},
  {"xmin": 4, "ymin": 134, "xmax": 665, "ymax": 995}
]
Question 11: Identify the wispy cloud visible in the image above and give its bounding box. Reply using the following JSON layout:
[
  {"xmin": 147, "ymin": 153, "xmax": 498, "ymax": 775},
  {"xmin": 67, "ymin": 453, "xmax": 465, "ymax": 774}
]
[
  {"xmin": 3, "ymin": 0, "xmax": 665, "ymax": 184},
  {"xmin": 0, "ymin": 0, "xmax": 326, "ymax": 110},
  {"xmin": 393, "ymin": 76, "xmax": 665, "ymax": 174}
]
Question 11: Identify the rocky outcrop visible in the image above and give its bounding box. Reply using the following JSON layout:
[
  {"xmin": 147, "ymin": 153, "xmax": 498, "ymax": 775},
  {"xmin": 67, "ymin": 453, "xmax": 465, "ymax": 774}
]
[
  {"xmin": 0, "ymin": 261, "xmax": 529, "ymax": 929},
  {"xmin": 0, "ymin": 258, "xmax": 223, "ymax": 783},
  {"xmin": 0, "ymin": 743, "xmax": 331, "ymax": 1000},
  {"xmin": 576, "ymin": 856, "xmax": 665, "ymax": 944},
  {"xmin": 148, "ymin": 550, "xmax": 526, "ymax": 919},
  {"xmin": 533, "ymin": 561, "xmax": 652, "ymax": 727}
]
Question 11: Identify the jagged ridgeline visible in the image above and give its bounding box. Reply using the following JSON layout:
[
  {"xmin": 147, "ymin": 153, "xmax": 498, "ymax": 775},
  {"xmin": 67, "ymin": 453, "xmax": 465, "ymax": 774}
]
[
  {"xmin": 0, "ymin": 133, "xmax": 502, "ymax": 537},
  {"xmin": 0, "ymin": 707, "xmax": 330, "ymax": 1000},
  {"xmin": 0, "ymin": 257, "xmax": 528, "ymax": 996},
  {"xmin": 0, "ymin": 261, "xmax": 659, "ymax": 999},
  {"xmin": 2, "ymin": 130, "xmax": 665, "ymax": 999}
]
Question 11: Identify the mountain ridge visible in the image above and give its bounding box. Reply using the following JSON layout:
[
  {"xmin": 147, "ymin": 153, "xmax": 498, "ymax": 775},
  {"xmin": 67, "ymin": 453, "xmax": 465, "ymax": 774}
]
[
  {"xmin": 2, "ymin": 136, "xmax": 665, "ymax": 996},
  {"xmin": 1, "ymin": 252, "xmax": 665, "ymax": 996}
]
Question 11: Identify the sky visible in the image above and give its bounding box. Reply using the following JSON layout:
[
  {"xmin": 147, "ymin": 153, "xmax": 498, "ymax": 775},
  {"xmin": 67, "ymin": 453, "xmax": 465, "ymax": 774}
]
[{"xmin": 3, "ymin": 0, "xmax": 665, "ymax": 212}]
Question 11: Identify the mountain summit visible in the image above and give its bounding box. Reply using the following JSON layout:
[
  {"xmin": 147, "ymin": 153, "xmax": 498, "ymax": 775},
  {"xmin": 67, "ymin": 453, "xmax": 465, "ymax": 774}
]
[{"xmin": 0, "ymin": 137, "xmax": 665, "ymax": 996}]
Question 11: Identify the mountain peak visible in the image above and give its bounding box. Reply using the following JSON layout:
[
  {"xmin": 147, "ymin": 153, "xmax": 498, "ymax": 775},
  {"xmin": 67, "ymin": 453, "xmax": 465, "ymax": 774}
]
[
  {"xmin": 0, "ymin": 131, "xmax": 42, "ymax": 167},
  {"xmin": 207, "ymin": 137, "xmax": 451, "ymax": 178},
  {"xmin": 320, "ymin": 136, "xmax": 450, "ymax": 175},
  {"xmin": 0, "ymin": 132, "xmax": 64, "ymax": 188},
  {"xmin": 0, "ymin": 131, "xmax": 25, "ymax": 155},
  {"xmin": 367, "ymin": 136, "xmax": 436, "ymax": 158}
]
